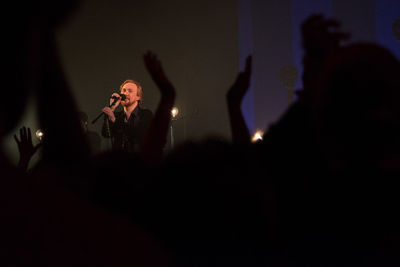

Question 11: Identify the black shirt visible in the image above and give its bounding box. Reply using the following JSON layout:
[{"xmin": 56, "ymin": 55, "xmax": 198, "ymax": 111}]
[{"xmin": 102, "ymin": 106, "xmax": 153, "ymax": 153}]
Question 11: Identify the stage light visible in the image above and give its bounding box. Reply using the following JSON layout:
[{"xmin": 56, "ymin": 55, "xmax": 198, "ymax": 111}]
[
  {"xmin": 251, "ymin": 130, "xmax": 264, "ymax": 143},
  {"xmin": 171, "ymin": 107, "xmax": 179, "ymax": 118},
  {"xmin": 35, "ymin": 129, "xmax": 44, "ymax": 141}
]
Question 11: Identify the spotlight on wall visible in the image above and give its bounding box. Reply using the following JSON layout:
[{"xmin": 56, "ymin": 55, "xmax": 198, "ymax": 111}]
[
  {"xmin": 171, "ymin": 107, "xmax": 179, "ymax": 119},
  {"xmin": 251, "ymin": 130, "xmax": 264, "ymax": 143},
  {"xmin": 35, "ymin": 129, "xmax": 44, "ymax": 141}
]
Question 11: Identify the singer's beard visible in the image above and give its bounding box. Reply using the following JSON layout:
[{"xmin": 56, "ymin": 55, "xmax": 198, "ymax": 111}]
[{"xmin": 121, "ymin": 100, "xmax": 135, "ymax": 108}]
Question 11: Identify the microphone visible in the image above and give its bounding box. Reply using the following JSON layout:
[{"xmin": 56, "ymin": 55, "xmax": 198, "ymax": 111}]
[
  {"xmin": 110, "ymin": 94, "xmax": 126, "ymax": 101},
  {"xmin": 92, "ymin": 94, "xmax": 127, "ymax": 124}
]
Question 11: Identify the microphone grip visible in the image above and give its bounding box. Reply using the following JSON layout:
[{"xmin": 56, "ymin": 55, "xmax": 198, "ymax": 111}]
[
  {"xmin": 92, "ymin": 101, "xmax": 115, "ymax": 124},
  {"xmin": 110, "ymin": 94, "xmax": 126, "ymax": 101},
  {"xmin": 109, "ymin": 98, "xmax": 118, "ymax": 107},
  {"xmin": 92, "ymin": 95, "xmax": 121, "ymax": 124}
]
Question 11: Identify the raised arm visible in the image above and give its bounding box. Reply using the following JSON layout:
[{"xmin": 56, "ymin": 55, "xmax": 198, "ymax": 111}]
[
  {"xmin": 140, "ymin": 51, "xmax": 176, "ymax": 164},
  {"xmin": 226, "ymin": 55, "xmax": 252, "ymax": 144},
  {"xmin": 35, "ymin": 29, "xmax": 90, "ymax": 166}
]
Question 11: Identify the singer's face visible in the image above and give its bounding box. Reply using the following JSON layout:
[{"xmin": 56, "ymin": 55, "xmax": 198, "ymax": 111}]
[{"xmin": 120, "ymin": 82, "xmax": 140, "ymax": 107}]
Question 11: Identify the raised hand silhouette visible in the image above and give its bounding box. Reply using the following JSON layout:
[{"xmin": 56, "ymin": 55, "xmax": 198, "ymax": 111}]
[
  {"xmin": 14, "ymin": 126, "xmax": 42, "ymax": 172},
  {"xmin": 301, "ymin": 14, "xmax": 350, "ymax": 56},
  {"xmin": 300, "ymin": 14, "xmax": 350, "ymax": 105},
  {"xmin": 140, "ymin": 51, "xmax": 176, "ymax": 164},
  {"xmin": 144, "ymin": 51, "xmax": 175, "ymax": 99},
  {"xmin": 226, "ymin": 55, "xmax": 252, "ymax": 144}
]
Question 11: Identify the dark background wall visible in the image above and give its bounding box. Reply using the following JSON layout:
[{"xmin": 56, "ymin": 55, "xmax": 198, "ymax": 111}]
[{"xmin": 3, "ymin": 0, "xmax": 399, "ymax": 166}]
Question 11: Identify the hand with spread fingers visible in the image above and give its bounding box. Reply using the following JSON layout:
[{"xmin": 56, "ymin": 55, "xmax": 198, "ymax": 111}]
[{"xmin": 14, "ymin": 126, "xmax": 42, "ymax": 172}]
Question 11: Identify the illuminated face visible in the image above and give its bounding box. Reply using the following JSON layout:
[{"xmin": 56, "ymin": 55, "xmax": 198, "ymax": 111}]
[{"xmin": 120, "ymin": 82, "xmax": 141, "ymax": 108}]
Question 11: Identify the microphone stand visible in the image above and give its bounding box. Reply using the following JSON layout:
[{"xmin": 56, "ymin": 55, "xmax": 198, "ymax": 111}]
[{"xmin": 92, "ymin": 98, "xmax": 119, "ymax": 124}]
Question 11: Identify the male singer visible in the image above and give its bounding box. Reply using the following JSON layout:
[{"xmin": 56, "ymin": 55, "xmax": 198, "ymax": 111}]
[{"xmin": 102, "ymin": 79, "xmax": 153, "ymax": 153}]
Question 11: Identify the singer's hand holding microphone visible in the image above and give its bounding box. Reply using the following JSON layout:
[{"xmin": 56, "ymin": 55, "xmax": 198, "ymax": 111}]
[
  {"xmin": 109, "ymin": 93, "xmax": 126, "ymax": 108},
  {"xmin": 92, "ymin": 93, "xmax": 126, "ymax": 124},
  {"xmin": 102, "ymin": 93, "xmax": 126, "ymax": 123}
]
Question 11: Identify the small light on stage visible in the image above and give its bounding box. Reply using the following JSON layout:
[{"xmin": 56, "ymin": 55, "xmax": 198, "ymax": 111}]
[
  {"xmin": 36, "ymin": 129, "xmax": 44, "ymax": 141},
  {"xmin": 252, "ymin": 130, "xmax": 264, "ymax": 143},
  {"xmin": 171, "ymin": 107, "xmax": 179, "ymax": 118}
]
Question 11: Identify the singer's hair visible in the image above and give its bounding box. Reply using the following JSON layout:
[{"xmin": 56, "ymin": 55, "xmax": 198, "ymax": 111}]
[{"xmin": 120, "ymin": 79, "xmax": 143, "ymax": 106}]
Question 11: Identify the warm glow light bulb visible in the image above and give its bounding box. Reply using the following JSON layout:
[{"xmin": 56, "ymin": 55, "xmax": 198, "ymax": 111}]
[
  {"xmin": 251, "ymin": 130, "xmax": 264, "ymax": 142},
  {"xmin": 36, "ymin": 129, "xmax": 44, "ymax": 140},
  {"xmin": 171, "ymin": 107, "xmax": 179, "ymax": 118}
]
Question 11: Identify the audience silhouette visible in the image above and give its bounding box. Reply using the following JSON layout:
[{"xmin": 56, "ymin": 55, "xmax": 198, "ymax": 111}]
[
  {"xmin": 3, "ymin": 6, "xmax": 400, "ymax": 266},
  {"xmin": 1, "ymin": 2, "xmax": 172, "ymax": 266}
]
